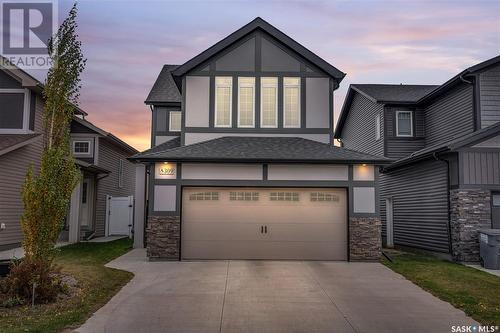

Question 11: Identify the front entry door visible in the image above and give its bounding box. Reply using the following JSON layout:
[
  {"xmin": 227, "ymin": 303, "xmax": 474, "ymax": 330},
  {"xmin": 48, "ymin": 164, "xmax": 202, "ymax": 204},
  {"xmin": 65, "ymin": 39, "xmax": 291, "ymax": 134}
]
[
  {"xmin": 493, "ymin": 193, "xmax": 500, "ymax": 229},
  {"xmin": 79, "ymin": 178, "xmax": 94, "ymax": 228}
]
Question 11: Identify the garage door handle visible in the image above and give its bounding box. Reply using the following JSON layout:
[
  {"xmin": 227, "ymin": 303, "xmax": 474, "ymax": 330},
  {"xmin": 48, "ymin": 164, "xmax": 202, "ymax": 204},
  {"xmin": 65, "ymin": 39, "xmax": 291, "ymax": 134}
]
[
  {"xmin": 261, "ymin": 226, "xmax": 264, "ymax": 234},
  {"xmin": 264, "ymin": 226, "xmax": 267, "ymax": 233}
]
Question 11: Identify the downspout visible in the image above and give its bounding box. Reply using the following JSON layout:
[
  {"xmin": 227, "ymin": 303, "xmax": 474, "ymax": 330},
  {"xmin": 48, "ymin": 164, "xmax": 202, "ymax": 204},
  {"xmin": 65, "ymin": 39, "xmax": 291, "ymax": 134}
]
[
  {"xmin": 433, "ymin": 152, "xmax": 454, "ymax": 256},
  {"xmin": 460, "ymin": 73, "xmax": 479, "ymax": 130}
]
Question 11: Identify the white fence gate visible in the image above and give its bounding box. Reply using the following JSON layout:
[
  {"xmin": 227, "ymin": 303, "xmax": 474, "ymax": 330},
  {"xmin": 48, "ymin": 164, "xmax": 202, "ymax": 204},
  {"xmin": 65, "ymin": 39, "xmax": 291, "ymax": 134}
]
[{"xmin": 106, "ymin": 195, "xmax": 134, "ymax": 236}]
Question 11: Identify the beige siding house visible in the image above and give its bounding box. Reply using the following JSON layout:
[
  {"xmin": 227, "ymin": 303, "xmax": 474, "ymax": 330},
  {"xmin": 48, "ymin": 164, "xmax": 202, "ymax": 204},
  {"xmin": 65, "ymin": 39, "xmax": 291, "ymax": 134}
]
[{"xmin": 0, "ymin": 60, "xmax": 138, "ymax": 250}]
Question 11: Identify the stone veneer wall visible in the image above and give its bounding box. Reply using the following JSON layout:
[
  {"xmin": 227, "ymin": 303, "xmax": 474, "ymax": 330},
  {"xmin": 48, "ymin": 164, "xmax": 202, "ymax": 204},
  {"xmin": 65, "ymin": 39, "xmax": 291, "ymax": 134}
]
[
  {"xmin": 146, "ymin": 215, "xmax": 180, "ymax": 260},
  {"xmin": 450, "ymin": 189, "xmax": 491, "ymax": 262},
  {"xmin": 349, "ymin": 217, "xmax": 381, "ymax": 260}
]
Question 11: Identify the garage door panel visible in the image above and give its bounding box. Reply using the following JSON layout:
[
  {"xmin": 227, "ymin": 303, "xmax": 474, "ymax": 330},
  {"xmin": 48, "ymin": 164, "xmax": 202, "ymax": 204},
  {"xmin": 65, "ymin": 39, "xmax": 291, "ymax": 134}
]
[
  {"xmin": 182, "ymin": 222, "xmax": 263, "ymax": 241},
  {"xmin": 266, "ymin": 223, "xmax": 346, "ymax": 242},
  {"xmin": 182, "ymin": 240, "xmax": 347, "ymax": 260},
  {"xmin": 182, "ymin": 187, "xmax": 347, "ymax": 260}
]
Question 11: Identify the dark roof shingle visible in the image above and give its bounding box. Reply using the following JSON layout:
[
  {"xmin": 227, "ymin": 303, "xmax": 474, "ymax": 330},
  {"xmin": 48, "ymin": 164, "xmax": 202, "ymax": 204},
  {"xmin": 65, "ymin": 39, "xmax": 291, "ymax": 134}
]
[
  {"xmin": 352, "ymin": 84, "xmax": 439, "ymax": 103},
  {"xmin": 145, "ymin": 65, "xmax": 181, "ymax": 104},
  {"xmin": 131, "ymin": 136, "xmax": 390, "ymax": 163}
]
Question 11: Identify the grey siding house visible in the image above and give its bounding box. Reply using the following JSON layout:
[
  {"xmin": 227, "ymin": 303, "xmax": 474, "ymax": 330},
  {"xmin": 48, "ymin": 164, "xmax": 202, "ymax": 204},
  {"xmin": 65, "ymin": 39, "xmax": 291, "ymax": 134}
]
[
  {"xmin": 131, "ymin": 18, "xmax": 390, "ymax": 261},
  {"xmin": 0, "ymin": 60, "xmax": 138, "ymax": 250},
  {"xmin": 335, "ymin": 55, "xmax": 500, "ymax": 262}
]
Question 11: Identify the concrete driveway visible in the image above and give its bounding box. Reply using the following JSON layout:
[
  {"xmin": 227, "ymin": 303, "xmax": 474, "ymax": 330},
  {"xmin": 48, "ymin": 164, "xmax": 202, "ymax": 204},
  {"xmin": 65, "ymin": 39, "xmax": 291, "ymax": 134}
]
[{"xmin": 76, "ymin": 249, "xmax": 475, "ymax": 333}]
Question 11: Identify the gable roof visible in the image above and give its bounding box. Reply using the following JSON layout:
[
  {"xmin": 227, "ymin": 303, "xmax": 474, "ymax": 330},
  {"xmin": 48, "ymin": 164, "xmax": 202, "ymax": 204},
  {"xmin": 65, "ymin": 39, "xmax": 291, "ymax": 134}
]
[
  {"xmin": 334, "ymin": 54, "xmax": 500, "ymax": 139},
  {"xmin": 130, "ymin": 136, "xmax": 391, "ymax": 164},
  {"xmin": 418, "ymin": 54, "xmax": 500, "ymax": 104},
  {"xmin": 334, "ymin": 84, "xmax": 438, "ymax": 138},
  {"xmin": 172, "ymin": 17, "xmax": 345, "ymax": 81},
  {"xmin": 145, "ymin": 65, "xmax": 181, "ymax": 105},
  {"xmin": 351, "ymin": 84, "xmax": 439, "ymax": 104},
  {"xmin": 384, "ymin": 121, "xmax": 500, "ymax": 171},
  {"xmin": 72, "ymin": 117, "xmax": 138, "ymax": 154}
]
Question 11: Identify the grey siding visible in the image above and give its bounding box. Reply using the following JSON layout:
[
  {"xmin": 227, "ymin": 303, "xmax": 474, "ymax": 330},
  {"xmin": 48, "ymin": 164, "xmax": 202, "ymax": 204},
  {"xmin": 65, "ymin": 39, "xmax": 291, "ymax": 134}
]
[
  {"xmin": 261, "ymin": 36, "xmax": 301, "ymax": 72},
  {"xmin": 340, "ymin": 92, "xmax": 384, "ymax": 156},
  {"xmin": 94, "ymin": 140, "xmax": 136, "ymax": 236},
  {"xmin": 0, "ymin": 70, "xmax": 21, "ymax": 88},
  {"xmin": 460, "ymin": 150, "xmax": 500, "ymax": 185},
  {"xmin": 215, "ymin": 37, "xmax": 255, "ymax": 72},
  {"xmin": 385, "ymin": 106, "xmax": 425, "ymax": 159},
  {"xmin": 380, "ymin": 159, "xmax": 450, "ymax": 253},
  {"xmin": 479, "ymin": 63, "xmax": 500, "ymax": 128},
  {"xmin": 0, "ymin": 94, "xmax": 43, "ymax": 248},
  {"xmin": 424, "ymin": 83, "xmax": 474, "ymax": 146},
  {"xmin": 153, "ymin": 105, "xmax": 182, "ymax": 145}
]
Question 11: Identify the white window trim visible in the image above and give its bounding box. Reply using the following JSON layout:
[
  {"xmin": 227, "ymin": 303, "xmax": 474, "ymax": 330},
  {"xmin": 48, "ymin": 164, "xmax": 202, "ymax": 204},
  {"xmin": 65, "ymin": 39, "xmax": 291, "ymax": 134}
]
[
  {"xmin": 72, "ymin": 139, "xmax": 92, "ymax": 156},
  {"xmin": 260, "ymin": 77, "xmax": 278, "ymax": 128},
  {"xmin": 375, "ymin": 114, "xmax": 381, "ymax": 141},
  {"xmin": 169, "ymin": 111, "xmax": 182, "ymax": 132},
  {"xmin": 214, "ymin": 77, "xmax": 232, "ymax": 128},
  {"xmin": 0, "ymin": 88, "xmax": 32, "ymax": 134},
  {"xmin": 237, "ymin": 77, "xmax": 255, "ymax": 128},
  {"xmin": 283, "ymin": 77, "xmax": 301, "ymax": 128},
  {"xmin": 395, "ymin": 110, "xmax": 413, "ymax": 137}
]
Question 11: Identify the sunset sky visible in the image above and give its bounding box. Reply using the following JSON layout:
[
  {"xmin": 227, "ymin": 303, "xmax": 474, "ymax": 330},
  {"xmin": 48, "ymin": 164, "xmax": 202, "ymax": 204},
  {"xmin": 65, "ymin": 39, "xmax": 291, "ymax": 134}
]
[{"xmin": 26, "ymin": 0, "xmax": 500, "ymax": 151}]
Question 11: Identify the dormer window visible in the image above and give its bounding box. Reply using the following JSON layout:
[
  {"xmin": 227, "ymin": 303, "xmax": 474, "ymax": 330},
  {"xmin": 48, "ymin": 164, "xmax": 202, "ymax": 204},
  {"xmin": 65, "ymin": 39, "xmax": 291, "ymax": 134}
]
[
  {"xmin": 396, "ymin": 111, "xmax": 413, "ymax": 137},
  {"xmin": 73, "ymin": 140, "xmax": 91, "ymax": 155},
  {"xmin": 215, "ymin": 77, "xmax": 232, "ymax": 127}
]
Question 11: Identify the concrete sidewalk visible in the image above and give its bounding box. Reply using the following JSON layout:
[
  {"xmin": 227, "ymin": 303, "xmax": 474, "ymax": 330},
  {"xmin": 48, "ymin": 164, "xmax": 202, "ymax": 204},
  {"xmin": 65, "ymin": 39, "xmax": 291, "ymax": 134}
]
[{"xmin": 76, "ymin": 249, "xmax": 476, "ymax": 333}]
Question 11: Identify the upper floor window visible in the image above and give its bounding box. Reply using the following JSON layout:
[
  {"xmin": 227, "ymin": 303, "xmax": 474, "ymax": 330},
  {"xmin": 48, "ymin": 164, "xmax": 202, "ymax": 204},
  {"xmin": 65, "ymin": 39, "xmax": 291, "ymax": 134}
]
[
  {"xmin": 73, "ymin": 140, "xmax": 91, "ymax": 155},
  {"xmin": 396, "ymin": 111, "xmax": 413, "ymax": 137},
  {"xmin": 375, "ymin": 114, "xmax": 381, "ymax": 141},
  {"xmin": 215, "ymin": 77, "xmax": 232, "ymax": 127},
  {"xmin": 261, "ymin": 77, "xmax": 278, "ymax": 128},
  {"xmin": 238, "ymin": 77, "xmax": 255, "ymax": 127},
  {"xmin": 283, "ymin": 77, "xmax": 300, "ymax": 128},
  {"xmin": 169, "ymin": 111, "xmax": 181, "ymax": 132},
  {"xmin": 0, "ymin": 89, "xmax": 29, "ymax": 131}
]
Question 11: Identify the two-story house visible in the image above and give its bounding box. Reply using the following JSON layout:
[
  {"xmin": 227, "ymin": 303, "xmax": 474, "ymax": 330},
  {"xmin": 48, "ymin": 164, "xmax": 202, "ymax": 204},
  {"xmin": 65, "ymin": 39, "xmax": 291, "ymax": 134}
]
[
  {"xmin": 334, "ymin": 55, "xmax": 500, "ymax": 262},
  {"xmin": 131, "ymin": 18, "xmax": 390, "ymax": 261},
  {"xmin": 0, "ymin": 58, "xmax": 138, "ymax": 251}
]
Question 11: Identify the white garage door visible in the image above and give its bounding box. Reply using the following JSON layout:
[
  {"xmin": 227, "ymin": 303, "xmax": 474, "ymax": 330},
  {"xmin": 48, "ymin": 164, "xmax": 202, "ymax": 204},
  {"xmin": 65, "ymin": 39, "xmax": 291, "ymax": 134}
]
[{"xmin": 182, "ymin": 187, "xmax": 347, "ymax": 260}]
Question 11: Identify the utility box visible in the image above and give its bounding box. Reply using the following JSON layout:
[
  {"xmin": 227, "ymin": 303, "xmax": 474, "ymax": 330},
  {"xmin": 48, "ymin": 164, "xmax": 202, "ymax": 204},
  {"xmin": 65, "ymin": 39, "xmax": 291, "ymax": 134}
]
[{"xmin": 479, "ymin": 229, "xmax": 500, "ymax": 270}]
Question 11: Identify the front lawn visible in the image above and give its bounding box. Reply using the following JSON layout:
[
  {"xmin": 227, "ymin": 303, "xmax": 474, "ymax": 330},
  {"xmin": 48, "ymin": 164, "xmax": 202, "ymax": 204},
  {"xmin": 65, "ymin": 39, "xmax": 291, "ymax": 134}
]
[
  {"xmin": 383, "ymin": 250, "xmax": 500, "ymax": 325},
  {"xmin": 0, "ymin": 238, "xmax": 133, "ymax": 333}
]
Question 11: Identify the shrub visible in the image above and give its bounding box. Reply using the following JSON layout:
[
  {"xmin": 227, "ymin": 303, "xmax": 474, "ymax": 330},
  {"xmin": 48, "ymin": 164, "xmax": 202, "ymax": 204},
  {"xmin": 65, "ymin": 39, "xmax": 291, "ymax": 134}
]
[{"xmin": 2, "ymin": 259, "xmax": 64, "ymax": 304}]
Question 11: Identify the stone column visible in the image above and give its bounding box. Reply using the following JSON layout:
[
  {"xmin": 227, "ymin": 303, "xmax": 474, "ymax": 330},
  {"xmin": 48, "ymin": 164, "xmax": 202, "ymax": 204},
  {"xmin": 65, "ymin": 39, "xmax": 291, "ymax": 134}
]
[
  {"xmin": 146, "ymin": 215, "xmax": 180, "ymax": 260},
  {"xmin": 349, "ymin": 217, "xmax": 381, "ymax": 261},
  {"xmin": 450, "ymin": 189, "xmax": 491, "ymax": 262}
]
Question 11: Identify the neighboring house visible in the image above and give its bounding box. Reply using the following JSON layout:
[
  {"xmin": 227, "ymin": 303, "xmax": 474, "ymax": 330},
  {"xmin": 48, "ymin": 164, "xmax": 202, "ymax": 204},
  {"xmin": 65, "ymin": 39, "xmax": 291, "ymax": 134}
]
[
  {"xmin": 131, "ymin": 17, "xmax": 390, "ymax": 261},
  {"xmin": 335, "ymin": 55, "xmax": 500, "ymax": 262},
  {"xmin": 0, "ymin": 60, "xmax": 138, "ymax": 251}
]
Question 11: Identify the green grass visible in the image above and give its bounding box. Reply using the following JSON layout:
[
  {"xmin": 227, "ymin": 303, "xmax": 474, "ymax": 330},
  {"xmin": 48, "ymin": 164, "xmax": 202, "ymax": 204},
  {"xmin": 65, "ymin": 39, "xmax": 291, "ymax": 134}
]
[
  {"xmin": 383, "ymin": 250, "xmax": 500, "ymax": 325},
  {"xmin": 0, "ymin": 238, "xmax": 134, "ymax": 333}
]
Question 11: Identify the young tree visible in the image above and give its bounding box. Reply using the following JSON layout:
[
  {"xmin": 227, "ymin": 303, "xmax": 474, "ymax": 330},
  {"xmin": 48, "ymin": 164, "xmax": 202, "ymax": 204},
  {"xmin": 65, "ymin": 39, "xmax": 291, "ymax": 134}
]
[{"xmin": 21, "ymin": 3, "xmax": 86, "ymax": 263}]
